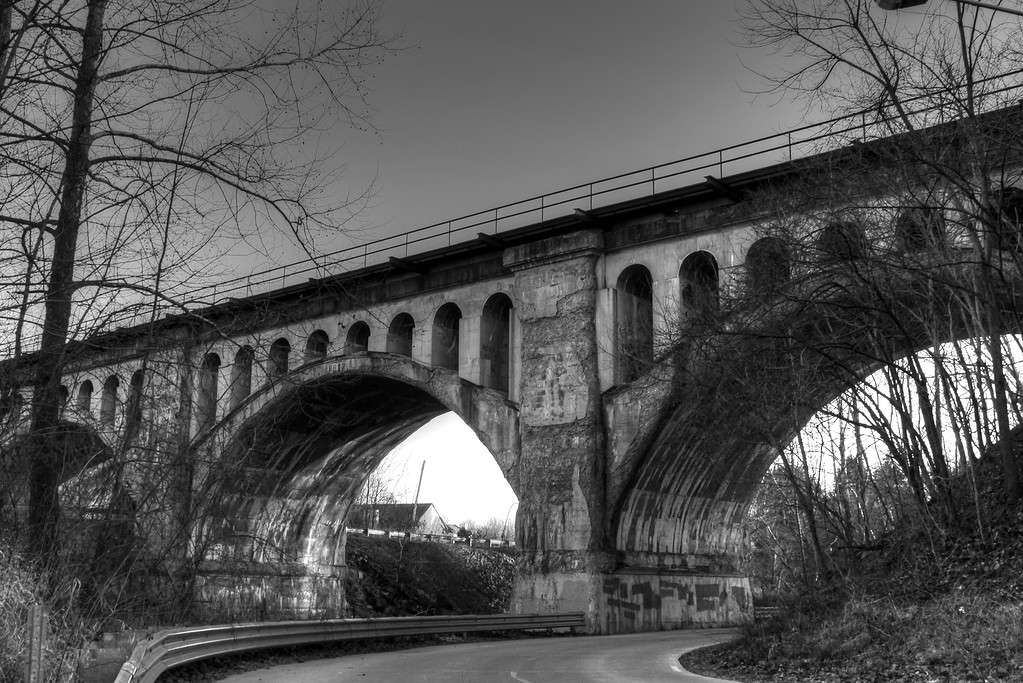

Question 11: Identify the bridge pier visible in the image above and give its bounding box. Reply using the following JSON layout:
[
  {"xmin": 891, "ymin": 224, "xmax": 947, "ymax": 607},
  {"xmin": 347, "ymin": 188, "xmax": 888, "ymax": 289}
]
[
  {"xmin": 503, "ymin": 229, "xmax": 611, "ymax": 630},
  {"xmin": 504, "ymin": 230, "xmax": 751, "ymax": 633}
]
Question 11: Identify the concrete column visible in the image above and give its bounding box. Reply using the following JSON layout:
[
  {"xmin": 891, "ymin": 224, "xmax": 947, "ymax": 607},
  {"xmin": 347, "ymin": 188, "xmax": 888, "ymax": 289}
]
[
  {"xmin": 502, "ymin": 229, "xmax": 612, "ymax": 628},
  {"xmin": 653, "ymin": 276, "xmax": 678, "ymax": 357},
  {"xmin": 459, "ymin": 315, "xmax": 482, "ymax": 384},
  {"xmin": 412, "ymin": 317, "xmax": 430, "ymax": 365},
  {"xmin": 595, "ymin": 288, "xmax": 616, "ymax": 391},
  {"xmin": 508, "ymin": 311, "xmax": 521, "ymax": 404},
  {"xmin": 366, "ymin": 322, "xmax": 388, "ymax": 353}
]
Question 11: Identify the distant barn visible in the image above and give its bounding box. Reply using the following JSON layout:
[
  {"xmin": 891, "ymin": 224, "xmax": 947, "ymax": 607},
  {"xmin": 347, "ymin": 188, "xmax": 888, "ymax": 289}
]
[{"xmin": 349, "ymin": 503, "xmax": 448, "ymax": 535}]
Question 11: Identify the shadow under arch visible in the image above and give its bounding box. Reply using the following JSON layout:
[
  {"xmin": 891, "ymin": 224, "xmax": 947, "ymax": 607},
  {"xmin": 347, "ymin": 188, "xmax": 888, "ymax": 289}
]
[
  {"xmin": 606, "ymin": 262, "xmax": 1023, "ymax": 572},
  {"xmin": 190, "ymin": 352, "xmax": 520, "ymax": 571},
  {"xmin": 1, "ymin": 419, "xmax": 118, "ymax": 518}
]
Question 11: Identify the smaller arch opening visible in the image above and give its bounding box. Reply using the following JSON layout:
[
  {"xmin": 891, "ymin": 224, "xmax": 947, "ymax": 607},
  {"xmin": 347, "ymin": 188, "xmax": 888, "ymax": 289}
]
[
  {"xmin": 387, "ymin": 314, "xmax": 415, "ymax": 357},
  {"xmin": 125, "ymin": 370, "xmax": 144, "ymax": 435},
  {"xmin": 197, "ymin": 353, "xmax": 221, "ymax": 432},
  {"xmin": 817, "ymin": 221, "xmax": 868, "ymax": 261},
  {"xmin": 100, "ymin": 376, "xmax": 119, "ymax": 426},
  {"xmin": 231, "ymin": 346, "xmax": 254, "ymax": 409},
  {"xmin": 481, "ymin": 294, "xmax": 514, "ymax": 392},
  {"xmin": 345, "ymin": 322, "xmax": 370, "ymax": 354},
  {"xmin": 746, "ymin": 237, "xmax": 790, "ymax": 296},
  {"xmin": 895, "ymin": 207, "xmax": 945, "ymax": 253},
  {"xmin": 58, "ymin": 385, "xmax": 69, "ymax": 416},
  {"xmin": 77, "ymin": 381, "xmax": 94, "ymax": 415},
  {"xmin": 988, "ymin": 187, "xmax": 1023, "ymax": 252},
  {"xmin": 305, "ymin": 330, "xmax": 329, "ymax": 363},
  {"xmin": 679, "ymin": 251, "xmax": 719, "ymax": 323},
  {"xmin": 270, "ymin": 338, "xmax": 291, "ymax": 379},
  {"xmin": 432, "ymin": 303, "xmax": 462, "ymax": 371},
  {"xmin": 615, "ymin": 265, "xmax": 653, "ymax": 384}
]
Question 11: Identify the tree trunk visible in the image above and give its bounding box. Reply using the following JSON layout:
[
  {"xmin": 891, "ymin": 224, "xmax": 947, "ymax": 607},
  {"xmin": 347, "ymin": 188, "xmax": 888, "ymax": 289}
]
[{"xmin": 27, "ymin": 0, "xmax": 107, "ymax": 563}]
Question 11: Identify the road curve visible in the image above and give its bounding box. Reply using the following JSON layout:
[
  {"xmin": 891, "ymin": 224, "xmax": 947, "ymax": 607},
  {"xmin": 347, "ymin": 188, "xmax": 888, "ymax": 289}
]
[{"xmin": 217, "ymin": 628, "xmax": 739, "ymax": 683}]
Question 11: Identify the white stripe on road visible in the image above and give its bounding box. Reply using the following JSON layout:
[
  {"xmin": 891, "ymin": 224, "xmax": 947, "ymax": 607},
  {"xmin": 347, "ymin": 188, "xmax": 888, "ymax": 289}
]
[{"xmin": 509, "ymin": 671, "xmax": 534, "ymax": 683}]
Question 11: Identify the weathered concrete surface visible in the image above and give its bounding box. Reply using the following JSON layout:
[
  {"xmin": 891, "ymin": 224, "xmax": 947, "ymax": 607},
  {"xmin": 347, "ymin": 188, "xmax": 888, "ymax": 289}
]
[
  {"xmin": 192, "ymin": 560, "xmax": 345, "ymax": 620},
  {"xmin": 503, "ymin": 230, "xmax": 612, "ymax": 625}
]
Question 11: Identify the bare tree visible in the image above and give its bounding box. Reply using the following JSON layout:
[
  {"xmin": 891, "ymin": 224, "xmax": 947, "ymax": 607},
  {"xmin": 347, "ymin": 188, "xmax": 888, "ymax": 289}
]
[
  {"xmin": 0, "ymin": 0, "xmax": 393, "ymax": 562},
  {"xmin": 739, "ymin": 0, "xmax": 1023, "ymax": 503}
]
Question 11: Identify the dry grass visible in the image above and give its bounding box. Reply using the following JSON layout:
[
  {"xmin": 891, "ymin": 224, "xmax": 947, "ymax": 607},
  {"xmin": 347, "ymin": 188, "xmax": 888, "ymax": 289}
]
[
  {"xmin": 683, "ymin": 592, "xmax": 1023, "ymax": 682},
  {"xmin": 0, "ymin": 545, "xmax": 86, "ymax": 682}
]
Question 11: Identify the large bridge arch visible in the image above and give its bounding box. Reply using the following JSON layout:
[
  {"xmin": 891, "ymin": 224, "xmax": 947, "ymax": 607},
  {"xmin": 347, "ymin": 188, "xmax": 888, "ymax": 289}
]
[
  {"xmin": 195, "ymin": 352, "xmax": 519, "ymax": 480},
  {"xmin": 607, "ymin": 261, "xmax": 1023, "ymax": 573},
  {"xmin": 189, "ymin": 352, "xmax": 520, "ymax": 574}
]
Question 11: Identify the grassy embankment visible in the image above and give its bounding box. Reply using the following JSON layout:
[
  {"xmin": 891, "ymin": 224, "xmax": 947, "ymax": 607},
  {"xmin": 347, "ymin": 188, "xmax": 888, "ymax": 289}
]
[{"xmin": 683, "ymin": 461, "xmax": 1023, "ymax": 682}]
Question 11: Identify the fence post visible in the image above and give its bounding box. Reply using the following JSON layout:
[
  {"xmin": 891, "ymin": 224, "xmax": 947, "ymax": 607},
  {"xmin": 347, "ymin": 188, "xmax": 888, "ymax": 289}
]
[{"xmin": 25, "ymin": 604, "xmax": 46, "ymax": 683}]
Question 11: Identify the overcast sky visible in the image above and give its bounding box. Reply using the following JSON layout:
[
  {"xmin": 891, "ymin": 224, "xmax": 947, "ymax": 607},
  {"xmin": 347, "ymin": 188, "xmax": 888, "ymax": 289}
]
[
  {"xmin": 344, "ymin": 1, "xmax": 812, "ymax": 525},
  {"xmin": 325, "ymin": 0, "xmax": 806, "ymax": 246}
]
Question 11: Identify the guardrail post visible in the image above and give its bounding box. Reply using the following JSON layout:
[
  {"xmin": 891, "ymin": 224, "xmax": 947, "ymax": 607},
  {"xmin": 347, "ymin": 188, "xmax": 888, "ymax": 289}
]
[{"xmin": 25, "ymin": 604, "xmax": 46, "ymax": 683}]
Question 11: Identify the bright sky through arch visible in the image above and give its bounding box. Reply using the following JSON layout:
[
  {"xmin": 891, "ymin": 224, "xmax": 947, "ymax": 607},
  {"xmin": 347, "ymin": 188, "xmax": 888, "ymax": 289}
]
[{"xmin": 371, "ymin": 412, "xmax": 518, "ymax": 528}]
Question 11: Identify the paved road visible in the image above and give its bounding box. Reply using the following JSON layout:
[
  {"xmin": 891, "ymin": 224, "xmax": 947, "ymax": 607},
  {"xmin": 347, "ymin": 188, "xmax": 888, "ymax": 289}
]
[{"xmin": 217, "ymin": 628, "xmax": 739, "ymax": 683}]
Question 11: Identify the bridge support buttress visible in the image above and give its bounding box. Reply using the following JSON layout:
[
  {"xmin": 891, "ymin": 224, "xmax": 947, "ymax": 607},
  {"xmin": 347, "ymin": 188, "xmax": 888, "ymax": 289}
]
[{"xmin": 504, "ymin": 230, "xmax": 751, "ymax": 633}]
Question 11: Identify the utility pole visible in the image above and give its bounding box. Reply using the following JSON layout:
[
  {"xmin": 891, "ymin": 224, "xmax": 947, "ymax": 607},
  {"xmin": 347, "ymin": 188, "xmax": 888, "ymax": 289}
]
[{"xmin": 410, "ymin": 460, "xmax": 425, "ymax": 531}]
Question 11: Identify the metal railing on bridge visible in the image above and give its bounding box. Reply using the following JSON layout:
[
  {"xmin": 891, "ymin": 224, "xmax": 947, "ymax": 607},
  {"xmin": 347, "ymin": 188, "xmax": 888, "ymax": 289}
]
[{"xmin": 11, "ymin": 70, "xmax": 1023, "ymax": 357}]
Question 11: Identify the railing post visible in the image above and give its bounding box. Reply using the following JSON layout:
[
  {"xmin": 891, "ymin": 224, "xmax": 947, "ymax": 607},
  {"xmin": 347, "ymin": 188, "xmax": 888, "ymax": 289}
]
[
  {"xmin": 25, "ymin": 604, "xmax": 46, "ymax": 683},
  {"xmin": 448, "ymin": 221, "xmax": 452, "ymax": 246},
  {"xmin": 494, "ymin": 208, "xmax": 499, "ymax": 234},
  {"xmin": 718, "ymin": 149, "xmax": 724, "ymax": 177},
  {"xmin": 787, "ymin": 132, "xmax": 793, "ymax": 161}
]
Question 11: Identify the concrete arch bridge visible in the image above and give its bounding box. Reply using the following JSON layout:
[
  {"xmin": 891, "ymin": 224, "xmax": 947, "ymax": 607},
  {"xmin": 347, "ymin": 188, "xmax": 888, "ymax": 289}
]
[{"xmin": 4, "ymin": 112, "xmax": 1023, "ymax": 632}]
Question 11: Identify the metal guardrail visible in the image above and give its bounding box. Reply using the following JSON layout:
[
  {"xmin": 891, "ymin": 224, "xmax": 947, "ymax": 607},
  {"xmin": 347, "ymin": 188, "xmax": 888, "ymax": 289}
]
[
  {"xmin": 113, "ymin": 612, "xmax": 586, "ymax": 683},
  {"xmin": 753, "ymin": 606, "xmax": 781, "ymax": 620}
]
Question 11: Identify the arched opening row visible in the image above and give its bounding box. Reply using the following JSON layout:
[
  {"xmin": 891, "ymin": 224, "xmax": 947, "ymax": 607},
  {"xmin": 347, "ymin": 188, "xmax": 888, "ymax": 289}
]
[
  {"xmin": 193, "ymin": 294, "xmax": 516, "ymax": 435},
  {"xmin": 68, "ymin": 369, "xmax": 145, "ymax": 434},
  {"xmin": 614, "ymin": 252, "xmax": 722, "ymax": 384},
  {"xmin": 610, "ymin": 199, "xmax": 994, "ymax": 386}
]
